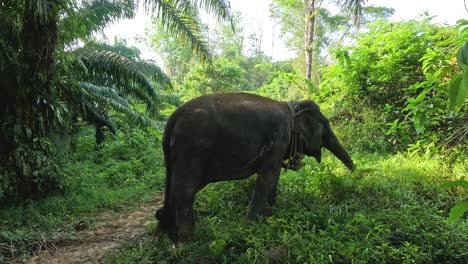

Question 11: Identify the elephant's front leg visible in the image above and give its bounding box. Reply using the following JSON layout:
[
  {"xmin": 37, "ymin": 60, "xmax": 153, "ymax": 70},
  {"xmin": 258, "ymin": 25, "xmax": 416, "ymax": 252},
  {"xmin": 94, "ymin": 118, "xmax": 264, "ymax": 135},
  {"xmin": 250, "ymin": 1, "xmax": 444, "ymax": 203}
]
[
  {"xmin": 268, "ymin": 184, "xmax": 278, "ymax": 206},
  {"xmin": 247, "ymin": 167, "xmax": 281, "ymax": 220}
]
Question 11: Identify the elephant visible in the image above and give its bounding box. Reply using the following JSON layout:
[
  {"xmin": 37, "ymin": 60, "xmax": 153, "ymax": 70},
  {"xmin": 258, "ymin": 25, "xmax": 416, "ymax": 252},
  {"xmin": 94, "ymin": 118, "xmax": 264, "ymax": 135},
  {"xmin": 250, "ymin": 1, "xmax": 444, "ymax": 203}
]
[{"xmin": 155, "ymin": 93, "xmax": 354, "ymax": 242}]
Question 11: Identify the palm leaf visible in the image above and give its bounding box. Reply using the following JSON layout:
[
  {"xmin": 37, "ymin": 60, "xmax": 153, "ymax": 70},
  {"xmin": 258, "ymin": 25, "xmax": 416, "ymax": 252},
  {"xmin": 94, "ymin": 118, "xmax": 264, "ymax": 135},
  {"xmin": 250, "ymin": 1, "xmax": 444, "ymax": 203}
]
[
  {"xmin": 337, "ymin": 0, "xmax": 365, "ymax": 31},
  {"xmin": 79, "ymin": 82, "xmax": 155, "ymax": 128},
  {"xmin": 85, "ymin": 41, "xmax": 142, "ymax": 60},
  {"xmin": 143, "ymin": 0, "xmax": 212, "ymax": 61},
  {"xmin": 82, "ymin": 99, "xmax": 118, "ymax": 133},
  {"xmin": 84, "ymin": 42, "xmax": 172, "ymax": 89},
  {"xmin": 79, "ymin": 81, "xmax": 130, "ymax": 107},
  {"xmin": 60, "ymin": 0, "xmax": 135, "ymax": 45},
  {"xmin": 136, "ymin": 60, "xmax": 173, "ymax": 89},
  {"xmin": 73, "ymin": 48, "xmax": 160, "ymax": 113},
  {"xmin": 193, "ymin": 0, "xmax": 232, "ymax": 23},
  {"xmin": 159, "ymin": 92, "xmax": 182, "ymax": 106}
]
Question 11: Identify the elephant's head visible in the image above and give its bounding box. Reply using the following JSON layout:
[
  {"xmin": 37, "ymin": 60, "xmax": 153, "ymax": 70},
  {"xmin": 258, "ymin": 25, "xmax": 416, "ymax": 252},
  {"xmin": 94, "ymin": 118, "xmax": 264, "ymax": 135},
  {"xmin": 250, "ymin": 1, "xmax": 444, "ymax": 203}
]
[{"xmin": 293, "ymin": 100, "xmax": 354, "ymax": 171}]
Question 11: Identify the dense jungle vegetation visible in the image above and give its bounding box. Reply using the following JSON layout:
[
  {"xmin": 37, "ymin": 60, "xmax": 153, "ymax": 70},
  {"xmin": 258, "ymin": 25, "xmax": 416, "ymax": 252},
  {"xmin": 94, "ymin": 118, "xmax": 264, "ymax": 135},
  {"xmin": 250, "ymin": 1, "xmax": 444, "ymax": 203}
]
[{"xmin": 0, "ymin": 0, "xmax": 467, "ymax": 263}]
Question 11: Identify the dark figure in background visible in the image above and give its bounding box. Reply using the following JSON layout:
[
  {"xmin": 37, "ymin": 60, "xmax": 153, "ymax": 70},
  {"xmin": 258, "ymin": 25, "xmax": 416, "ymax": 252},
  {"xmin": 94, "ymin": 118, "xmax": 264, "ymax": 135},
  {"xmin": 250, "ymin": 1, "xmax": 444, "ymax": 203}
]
[{"xmin": 156, "ymin": 93, "xmax": 354, "ymax": 242}]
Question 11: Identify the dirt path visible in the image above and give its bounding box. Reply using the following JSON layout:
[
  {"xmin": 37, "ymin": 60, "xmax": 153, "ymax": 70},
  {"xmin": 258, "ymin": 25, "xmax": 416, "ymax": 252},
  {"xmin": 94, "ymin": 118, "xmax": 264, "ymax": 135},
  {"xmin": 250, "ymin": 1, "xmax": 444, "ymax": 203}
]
[{"xmin": 26, "ymin": 194, "xmax": 163, "ymax": 264}]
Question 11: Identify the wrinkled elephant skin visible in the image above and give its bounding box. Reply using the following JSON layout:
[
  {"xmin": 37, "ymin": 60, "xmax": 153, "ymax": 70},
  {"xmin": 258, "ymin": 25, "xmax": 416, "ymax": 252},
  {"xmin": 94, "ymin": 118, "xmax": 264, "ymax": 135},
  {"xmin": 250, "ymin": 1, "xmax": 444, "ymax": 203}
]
[{"xmin": 155, "ymin": 93, "xmax": 353, "ymax": 242}]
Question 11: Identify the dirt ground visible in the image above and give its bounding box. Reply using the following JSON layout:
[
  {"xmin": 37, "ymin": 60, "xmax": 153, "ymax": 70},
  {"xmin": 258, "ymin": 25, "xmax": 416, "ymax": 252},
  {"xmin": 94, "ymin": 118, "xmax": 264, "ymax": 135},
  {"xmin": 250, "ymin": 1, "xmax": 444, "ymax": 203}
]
[{"xmin": 25, "ymin": 195, "xmax": 163, "ymax": 264}]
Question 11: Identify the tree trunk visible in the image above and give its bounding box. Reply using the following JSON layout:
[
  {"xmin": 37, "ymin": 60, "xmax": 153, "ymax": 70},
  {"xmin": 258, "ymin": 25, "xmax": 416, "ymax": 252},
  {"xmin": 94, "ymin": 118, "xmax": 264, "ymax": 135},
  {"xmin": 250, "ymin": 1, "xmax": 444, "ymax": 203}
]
[
  {"xmin": 95, "ymin": 123, "xmax": 105, "ymax": 150},
  {"xmin": 304, "ymin": 0, "xmax": 316, "ymax": 80},
  {"xmin": 0, "ymin": 0, "xmax": 61, "ymax": 203}
]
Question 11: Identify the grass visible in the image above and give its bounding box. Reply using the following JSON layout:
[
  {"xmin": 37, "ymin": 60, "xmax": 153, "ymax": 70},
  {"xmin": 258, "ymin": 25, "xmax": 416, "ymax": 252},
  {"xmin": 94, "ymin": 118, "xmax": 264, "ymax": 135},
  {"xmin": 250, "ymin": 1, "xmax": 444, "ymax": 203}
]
[
  {"xmin": 104, "ymin": 151, "xmax": 467, "ymax": 263},
  {"xmin": 1, "ymin": 124, "xmax": 466, "ymax": 263},
  {"xmin": 0, "ymin": 126, "xmax": 165, "ymax": 262}
]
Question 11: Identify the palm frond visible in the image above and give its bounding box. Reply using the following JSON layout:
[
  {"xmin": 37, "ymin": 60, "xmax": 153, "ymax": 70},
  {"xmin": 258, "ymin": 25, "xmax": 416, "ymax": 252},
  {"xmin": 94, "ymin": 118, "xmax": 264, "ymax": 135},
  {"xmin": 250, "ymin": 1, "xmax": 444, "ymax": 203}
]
[
  {"xmin": 84, "ymin": 41, "xmax": 142, "ymax": 60},
  {"xmin": 60, "ymin": 0, "xmax": 135, "ymax": 45},
  {"xmin": 79, "ymin": 82, "xmax": 155, "ymax": 128},
  {"xmin": 49, "ymin": 129, "xmax": 74, "ymax": 157},
  {"xmin": 74, "ymin": 48, "xmax": 160, "ymax": 113},
  {"xmin": 136, "ymin": 60, "xmax": 172, "ymax": 89},
  {"xmin": 337, "ymin": 0, "xmax": 365, "ymax": 31},
  {"xmin": 84, "ymin": 42, "xmax": 172, "ymax": 89},
  {"xmin": 82, "ymin": 99, "xmax": 118, "ymax": 133},
  {"xmin": 143, "ymin": 0, "xmax": 212, "ymax": 61},
  {"xmin": 193, "ymin": 0, "xmax": 232, "ymax": 23},
  {"xmin": 159, "ymin": 92, "xmax": 182, "ymax": 106},
  {"xmin": 79, "ymin": 81, "xmax": 130, "ymax": 107}
]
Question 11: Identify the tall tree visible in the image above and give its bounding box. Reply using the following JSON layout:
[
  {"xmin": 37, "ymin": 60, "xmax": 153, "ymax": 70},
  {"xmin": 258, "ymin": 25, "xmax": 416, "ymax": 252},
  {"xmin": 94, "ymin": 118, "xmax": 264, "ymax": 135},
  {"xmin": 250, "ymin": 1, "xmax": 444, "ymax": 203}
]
[
  {"xmin": 304, "ymin": 0, "xmax": 317, "ymax": 80},
  {"xmin": 0, "ymin": 0, "xmax": 64, "ymax": 201},
  {"xmin": 271, "ymin": 0, "xmax": 373, "ymax": 82}
]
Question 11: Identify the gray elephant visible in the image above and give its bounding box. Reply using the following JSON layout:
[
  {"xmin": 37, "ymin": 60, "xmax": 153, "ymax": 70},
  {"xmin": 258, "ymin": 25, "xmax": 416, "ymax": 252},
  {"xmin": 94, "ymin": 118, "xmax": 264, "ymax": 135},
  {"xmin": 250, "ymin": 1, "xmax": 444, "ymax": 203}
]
[{"xmin": 156, "ymin": 93, "xmax": 354, "ymax": 242}]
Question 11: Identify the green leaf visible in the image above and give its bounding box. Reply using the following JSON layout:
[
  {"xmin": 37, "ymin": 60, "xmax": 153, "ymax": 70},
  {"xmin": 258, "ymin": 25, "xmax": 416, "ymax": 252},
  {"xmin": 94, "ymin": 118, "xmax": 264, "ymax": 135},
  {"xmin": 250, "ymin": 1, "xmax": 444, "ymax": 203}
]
[
  {"xmin": 413, "ymin": 112, "xmax": 427, "ymax": 135},
  {"xmin": 414, "ymin": 88, "xmax": 429, "ymax": 103},
  {"xmin": 448, "ymin": 75, "xmax": 466, "ymax": 108},
  {"xmin": 457, "ymin": 40, "xmax": 468, "ymax": 71},
  {"xmin": 209, "ymin": 239, "xmax": 227, "ymax": 256},
  {"xmin": 440, "ymin": 179, "xmax": 468, "ymax": 189},
  {"xmin": 448, "ymin": 200, "xmax": 468, "ymax": 221}
]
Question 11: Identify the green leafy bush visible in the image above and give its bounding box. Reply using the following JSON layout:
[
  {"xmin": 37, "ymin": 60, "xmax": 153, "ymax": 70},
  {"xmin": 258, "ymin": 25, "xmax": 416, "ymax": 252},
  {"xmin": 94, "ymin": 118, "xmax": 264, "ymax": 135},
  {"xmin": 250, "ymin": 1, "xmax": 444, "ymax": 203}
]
[{"xmin": 321, "ymin": 17, "xmax": 466, "ymax": 152}]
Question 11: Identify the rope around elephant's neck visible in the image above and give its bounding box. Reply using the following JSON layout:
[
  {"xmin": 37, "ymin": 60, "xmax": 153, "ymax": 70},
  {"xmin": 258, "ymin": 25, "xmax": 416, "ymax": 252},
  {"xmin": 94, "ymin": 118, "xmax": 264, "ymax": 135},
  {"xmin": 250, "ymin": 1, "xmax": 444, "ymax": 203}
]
[{"xmin": 284, "ymin": 102, "xmax": 305, "ymax": 171}]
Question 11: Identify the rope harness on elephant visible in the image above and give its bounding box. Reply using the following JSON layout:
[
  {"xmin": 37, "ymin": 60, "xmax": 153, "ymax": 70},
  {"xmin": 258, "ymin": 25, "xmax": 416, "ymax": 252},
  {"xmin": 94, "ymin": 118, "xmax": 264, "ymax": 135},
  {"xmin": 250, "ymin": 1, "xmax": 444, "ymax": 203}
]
[{"xmin": 284, "ymin": 102, "xmax": 306, "ymax": 171}]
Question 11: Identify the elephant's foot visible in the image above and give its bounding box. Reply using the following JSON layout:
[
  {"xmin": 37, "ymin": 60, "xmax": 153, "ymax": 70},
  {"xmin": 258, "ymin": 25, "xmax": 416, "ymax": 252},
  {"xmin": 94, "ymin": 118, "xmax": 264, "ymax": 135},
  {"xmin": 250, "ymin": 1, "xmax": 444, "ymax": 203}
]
[
  {"xmin": 246, "ymin": 205, "xmax": 272, "ymax": 220},
  {"xmin": 176, "ymin": 223, "xmax": 194, "ymax": 242},
  {"xmin": 155, "ymin": 207, "xmax": 179, "ymax": 240},
  {"xmin": 267, "ymin": 192, "xmax": 278, "ymax": 206}
]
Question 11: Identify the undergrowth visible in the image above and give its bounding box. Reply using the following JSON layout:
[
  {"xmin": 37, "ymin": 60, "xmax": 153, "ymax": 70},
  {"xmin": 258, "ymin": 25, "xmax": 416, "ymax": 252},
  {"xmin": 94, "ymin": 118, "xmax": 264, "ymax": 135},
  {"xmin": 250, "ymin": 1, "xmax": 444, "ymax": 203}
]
[
  {"xmin": 0, "ymin": 127, "xmax": 165, "ymax": 262},
  {"xmin": 104, "ymin": 152, "xmax": 467, "ymax": 263}
]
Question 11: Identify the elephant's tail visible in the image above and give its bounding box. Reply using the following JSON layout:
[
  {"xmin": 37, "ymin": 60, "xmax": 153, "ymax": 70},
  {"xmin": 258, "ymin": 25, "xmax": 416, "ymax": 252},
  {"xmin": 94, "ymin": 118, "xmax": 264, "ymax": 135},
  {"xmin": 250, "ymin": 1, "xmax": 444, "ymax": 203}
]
[
  {"xmin": 163, "ymin": 115, "xmax": 176, "ymax": 205},
  {"xmin": 157, "ymin": 114, "xmax": 176, "ymax": 219}
]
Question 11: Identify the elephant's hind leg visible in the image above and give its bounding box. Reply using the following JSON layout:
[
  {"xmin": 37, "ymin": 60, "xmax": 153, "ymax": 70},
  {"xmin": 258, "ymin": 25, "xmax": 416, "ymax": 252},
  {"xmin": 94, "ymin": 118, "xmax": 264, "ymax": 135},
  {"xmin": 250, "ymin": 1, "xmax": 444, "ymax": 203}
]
[
  {"xmin": 173, "ymin": 186, "xmax": 197, "ymax": 242},
  {"xmin": 156, "ymin": 172, "xmax": 176, "ymax": 237},
  {"xmin": 170, "ymin": 157, "xmax": 205, "ymax": 242}
]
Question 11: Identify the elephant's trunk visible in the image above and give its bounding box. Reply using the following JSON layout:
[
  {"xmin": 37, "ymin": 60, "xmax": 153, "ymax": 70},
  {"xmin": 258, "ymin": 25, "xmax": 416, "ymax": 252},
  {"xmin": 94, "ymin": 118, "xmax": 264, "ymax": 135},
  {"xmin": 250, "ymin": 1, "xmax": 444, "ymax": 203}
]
[{"xmin": 325, "ymin": 131, "xmax": 354, "ymax": 171}]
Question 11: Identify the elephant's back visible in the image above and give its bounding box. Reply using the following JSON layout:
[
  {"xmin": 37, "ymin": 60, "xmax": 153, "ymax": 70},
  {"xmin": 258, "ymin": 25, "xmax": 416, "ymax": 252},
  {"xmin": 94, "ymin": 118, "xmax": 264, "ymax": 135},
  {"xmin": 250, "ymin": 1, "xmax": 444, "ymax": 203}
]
[{"xmin": 168, "ymin": 93, "xmax": 288, "ymax": 149}]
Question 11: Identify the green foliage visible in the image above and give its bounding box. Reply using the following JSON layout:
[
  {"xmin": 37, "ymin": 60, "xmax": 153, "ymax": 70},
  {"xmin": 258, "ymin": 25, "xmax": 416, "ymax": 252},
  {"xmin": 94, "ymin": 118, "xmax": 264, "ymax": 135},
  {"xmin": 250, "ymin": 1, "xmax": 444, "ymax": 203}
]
[
  {"xmin": 256, "ymin": 69, "xmax": 311, "ymax": 101},
  {"xmin": 440, "ymin": 179, "xmax": 468, "ymax": 222},
  {"xmin": 447, "ymin": 20, "xmax": 468, "ymax": 108},
  {"xmin": 148, "ymin": 26, "xmax": 194, "ymax": 82},
  {"xmin": 178, "ymin": 57, "xmax": 252, "ymax": 98},
  {"xmin": 321, "ymin": 17, "xmax": 466, "ymax": 151},
  {"xmin": 448, "ymin": 200, "xmax": 468, "ymax": 221},
  {"xmin": 211, "ymin": 12, "xmax": 245, "ymax": 59},
  {"xmin": 103, "ymin": 153, "xmax": 467, "ymax": 263}
]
